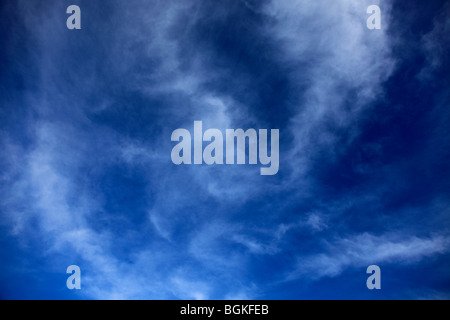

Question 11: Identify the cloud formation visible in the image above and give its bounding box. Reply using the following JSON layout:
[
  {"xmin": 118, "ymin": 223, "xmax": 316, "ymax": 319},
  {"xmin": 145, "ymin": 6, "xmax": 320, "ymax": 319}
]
[{"xmin": 1, "ymin": 0, "xmax": 449, "ymax": 299}]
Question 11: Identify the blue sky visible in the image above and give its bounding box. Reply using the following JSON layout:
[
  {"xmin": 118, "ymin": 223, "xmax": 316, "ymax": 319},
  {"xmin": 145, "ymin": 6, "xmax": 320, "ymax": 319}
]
[{"xmin": 0, "ymin": 0, "xmax": 449, "ymax": 299}]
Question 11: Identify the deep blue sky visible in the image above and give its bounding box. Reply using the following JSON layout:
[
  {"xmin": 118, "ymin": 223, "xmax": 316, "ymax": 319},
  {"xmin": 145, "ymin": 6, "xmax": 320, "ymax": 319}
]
[{"xmin": 0, "ymin": 0, "xmax": 449, "ymax": 300}]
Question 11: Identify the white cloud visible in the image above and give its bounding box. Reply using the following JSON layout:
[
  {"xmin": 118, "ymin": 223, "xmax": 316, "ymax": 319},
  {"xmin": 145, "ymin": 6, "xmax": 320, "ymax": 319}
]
[
  {"xmin": 419, "ymin": 2, "xmax": 450, "ymax": 79},
  {"xmin": 170, "ymin": 275, "xmax": 211, "ymax": 300},
  {"xmin": 305, "ymin": 213, "xmax": 328, "ymax": 232},
  {"xmin": 5, "ymin": 0, "xmax": 447, "ymax": 301},
  {"xmin": 262, "ymin": 0, "xmax": 395, "ymax": 181},
  {"xmin": 287, "ymin": 233, "xmax": 450, "ymax": 280}
]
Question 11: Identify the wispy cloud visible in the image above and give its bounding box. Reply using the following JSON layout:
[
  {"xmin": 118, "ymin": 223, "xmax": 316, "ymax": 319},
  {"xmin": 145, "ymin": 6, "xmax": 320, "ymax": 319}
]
[
  {"xmin": 287, "ymin": 233, "xmax": 450, "ymax": 280},
  {"xmin": 1, "ymin": 0, "xmax": 449, "ymax": 300}
]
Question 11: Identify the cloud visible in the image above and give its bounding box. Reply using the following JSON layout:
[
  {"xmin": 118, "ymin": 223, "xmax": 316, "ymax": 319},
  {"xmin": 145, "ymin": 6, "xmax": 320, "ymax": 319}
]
[
  {"xmin": 1, "ymin": 0, "xmax": 449, "ymax": 300},
  {"xmin": 305, "ymin": 213, "xmax": 328, "ymax": 232},
  {"xmin": 419, "ymin": 2, "xmax": 450, "ymax": 79},
  {"xmin": 260, "ymin": 0, "xmax": 395, "ymax": 181},
  {"xmin": 287, "ymin": 233, "xmax": 450, "ymax": 280},
  {"xmin": 170, "ymin": 276, "xmax": 211, "ymax": 300}
]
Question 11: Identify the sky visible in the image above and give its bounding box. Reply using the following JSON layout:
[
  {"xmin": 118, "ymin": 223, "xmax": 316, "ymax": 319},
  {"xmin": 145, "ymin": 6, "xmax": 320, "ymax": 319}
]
[{"xmin": 0, "ymin": 0, "xmax": 449, "ymax": 300}]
